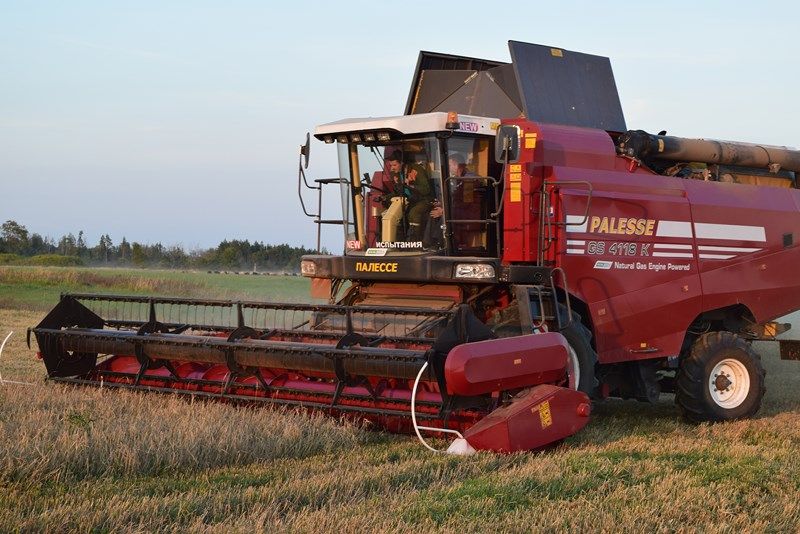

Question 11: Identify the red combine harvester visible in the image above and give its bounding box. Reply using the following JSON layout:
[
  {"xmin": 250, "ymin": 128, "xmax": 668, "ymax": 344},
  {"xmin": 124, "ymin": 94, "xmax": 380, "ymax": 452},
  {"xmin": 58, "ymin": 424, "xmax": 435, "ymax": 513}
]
[{"xmin": 31, "ymin": 42, "xmax": 800, "ymax": 453}]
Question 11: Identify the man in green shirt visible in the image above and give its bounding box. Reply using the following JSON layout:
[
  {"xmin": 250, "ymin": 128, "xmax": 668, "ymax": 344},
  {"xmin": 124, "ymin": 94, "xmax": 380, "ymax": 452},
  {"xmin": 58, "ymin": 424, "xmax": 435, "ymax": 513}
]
[{"xmin": 384, "ymin": 150, "xmax": 433, "ymax": 241}]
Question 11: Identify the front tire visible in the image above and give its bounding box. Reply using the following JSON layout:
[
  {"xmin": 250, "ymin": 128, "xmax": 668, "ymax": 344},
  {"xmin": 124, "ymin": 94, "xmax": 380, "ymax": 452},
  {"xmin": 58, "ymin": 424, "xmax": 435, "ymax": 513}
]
[
  {"xmin": 676, "ymin": 331, "xmax": 766, "ymax": 423},
  {"xmin": 559, "ymin": 318, "xmax": 599, "ymax": 398}
]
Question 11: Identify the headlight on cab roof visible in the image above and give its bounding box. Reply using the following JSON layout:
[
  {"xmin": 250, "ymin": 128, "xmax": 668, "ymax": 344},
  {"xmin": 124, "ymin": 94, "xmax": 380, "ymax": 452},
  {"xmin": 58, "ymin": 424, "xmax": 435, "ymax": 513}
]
[
  {"xmin": 300, "ymin": 260, "xmax": 316, "ymax": 276},
  {"xmin": 454, "ymin": 263, "xmax": 495, "ymax": 280}
]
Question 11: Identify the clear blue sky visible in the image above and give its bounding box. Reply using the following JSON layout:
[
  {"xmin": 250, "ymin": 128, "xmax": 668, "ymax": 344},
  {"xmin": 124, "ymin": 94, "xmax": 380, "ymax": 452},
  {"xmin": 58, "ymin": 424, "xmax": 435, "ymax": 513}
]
[{"xmin": 2, "ymin": 1, "xmax": 798, "ymax": 252}]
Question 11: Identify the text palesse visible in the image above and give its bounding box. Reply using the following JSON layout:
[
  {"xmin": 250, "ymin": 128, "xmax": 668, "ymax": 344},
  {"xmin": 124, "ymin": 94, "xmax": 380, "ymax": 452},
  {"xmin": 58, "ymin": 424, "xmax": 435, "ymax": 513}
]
[
  {"xmin": 589, "ymin": 216, "xmax": 655, "ymax": 236},
  {"xmin": 355, "ymin": 261, "xmax": 399, "ymax": 273}
]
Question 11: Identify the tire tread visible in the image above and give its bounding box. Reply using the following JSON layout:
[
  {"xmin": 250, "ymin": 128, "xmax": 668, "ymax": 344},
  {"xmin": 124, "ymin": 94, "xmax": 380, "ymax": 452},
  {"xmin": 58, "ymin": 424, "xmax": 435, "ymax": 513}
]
[{"xmin": 675, "ymin": 331, "xmax": 766, "ymax": 423}]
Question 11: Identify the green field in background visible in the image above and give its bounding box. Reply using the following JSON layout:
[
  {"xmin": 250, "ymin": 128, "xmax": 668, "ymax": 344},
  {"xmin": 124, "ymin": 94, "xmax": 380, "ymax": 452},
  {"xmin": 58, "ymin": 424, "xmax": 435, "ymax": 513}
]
[{"xmin": 0, "ymin": 266, "xmax": 313, "ymax": 311}]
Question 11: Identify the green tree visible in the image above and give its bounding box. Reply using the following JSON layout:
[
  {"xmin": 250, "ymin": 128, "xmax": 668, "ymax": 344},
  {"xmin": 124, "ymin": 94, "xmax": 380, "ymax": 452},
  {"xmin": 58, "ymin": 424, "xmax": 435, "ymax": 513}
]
[
  {"xmin": 28, "ymin": 233, "xmax": 53, "ymax": 255},
  {"xmin": 163, "ymin": 245, "xmax": 189, "ymax": 268},
  {"xmin": 118, "ymin": 237, "xmax": 131, "ymax": 263},
  {"xmin": 1, "ymin": 220, "xmax": 29, "ymax": 254},
  {"xmin": 101, "ymin": 234, "xmax": 113, "ymax": 263},
  {"xmin": 219, "ymin": 245, "xmax": 239, "ymax": 269},
  {"xmin": 58, "ymin": 233, "xmax": 76, "ymax": 256},
  {"xmin": 131, "ymin": 242, "xmax": 146, "ymax": 266},
  {"xmin": 76, "ymin": 231, "xmax": 88, "ymax": 259}
]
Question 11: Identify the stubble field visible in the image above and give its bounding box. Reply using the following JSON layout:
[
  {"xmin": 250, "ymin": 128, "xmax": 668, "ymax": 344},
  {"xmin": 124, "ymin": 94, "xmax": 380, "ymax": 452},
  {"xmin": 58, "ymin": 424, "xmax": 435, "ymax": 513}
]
[{"xmin": 1, "ymin": 266, "xmax": 799, "ymax": 532}]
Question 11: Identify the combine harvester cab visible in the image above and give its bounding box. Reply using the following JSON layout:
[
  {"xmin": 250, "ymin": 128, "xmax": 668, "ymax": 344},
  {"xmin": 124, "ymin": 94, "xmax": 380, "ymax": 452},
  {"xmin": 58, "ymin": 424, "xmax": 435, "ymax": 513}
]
[{"xmin": 32, "ymin": 40, "xmax": 800, "ymax": 453}]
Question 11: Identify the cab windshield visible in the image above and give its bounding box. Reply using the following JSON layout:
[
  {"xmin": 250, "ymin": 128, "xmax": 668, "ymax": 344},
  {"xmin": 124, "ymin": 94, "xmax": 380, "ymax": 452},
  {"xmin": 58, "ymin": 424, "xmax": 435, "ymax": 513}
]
[{"xmin": 337, "ymin": 134, "xmax": 498, "ymax": 256}]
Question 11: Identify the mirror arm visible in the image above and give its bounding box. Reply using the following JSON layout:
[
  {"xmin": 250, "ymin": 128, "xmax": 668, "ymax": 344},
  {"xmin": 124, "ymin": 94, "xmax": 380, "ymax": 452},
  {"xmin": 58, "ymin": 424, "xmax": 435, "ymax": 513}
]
[{"xmin": 297, "ymin": 155, "xmax": 319, "ymax": 218}]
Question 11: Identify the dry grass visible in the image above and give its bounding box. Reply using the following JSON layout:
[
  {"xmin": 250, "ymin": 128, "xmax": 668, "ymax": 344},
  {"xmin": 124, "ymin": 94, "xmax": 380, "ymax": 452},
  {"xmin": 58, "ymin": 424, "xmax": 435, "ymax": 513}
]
[
  {"xmin": 0, "ymin": 308, "xmax": 42, "ymax": 380},
  {"xmin": 0, "ymin": 384, "xmax": 369, "ymax": 483},
  {"xmin": 2, "ymin": 305, "xmax": 800, "ymax": 531}
]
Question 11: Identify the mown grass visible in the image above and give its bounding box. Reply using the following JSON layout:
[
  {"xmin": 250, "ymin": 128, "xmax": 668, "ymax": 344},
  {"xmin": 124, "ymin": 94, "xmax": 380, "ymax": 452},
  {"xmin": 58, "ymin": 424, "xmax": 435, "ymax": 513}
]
[{"xmin": 1, "ymin": 271, "xmax": 800, "ymax": 531}]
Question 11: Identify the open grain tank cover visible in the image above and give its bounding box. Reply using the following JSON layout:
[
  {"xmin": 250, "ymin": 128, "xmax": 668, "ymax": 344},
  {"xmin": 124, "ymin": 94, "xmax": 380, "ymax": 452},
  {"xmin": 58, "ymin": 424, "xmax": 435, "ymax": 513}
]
[{"xmin": 405, "ymin": 41, "xmax": 627, "ymax": 132}]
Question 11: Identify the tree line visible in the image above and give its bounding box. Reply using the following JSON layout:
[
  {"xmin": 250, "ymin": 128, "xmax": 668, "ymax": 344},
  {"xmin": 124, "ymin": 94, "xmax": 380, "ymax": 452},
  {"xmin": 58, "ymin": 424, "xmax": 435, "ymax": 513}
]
[{"xmin": 0, "ymin": 220, "xmax": 321, "ymax": 272}]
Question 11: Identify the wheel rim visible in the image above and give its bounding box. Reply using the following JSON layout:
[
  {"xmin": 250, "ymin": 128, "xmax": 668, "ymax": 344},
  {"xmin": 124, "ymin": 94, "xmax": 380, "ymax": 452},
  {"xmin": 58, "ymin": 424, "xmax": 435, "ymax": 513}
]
[
  {"xmin": 708, "ymin": 358, "xmax": 750, "ymax": 409},
  {"xmin": 566, "ymin": 344, "xmax": 580, "ymax": 390}
]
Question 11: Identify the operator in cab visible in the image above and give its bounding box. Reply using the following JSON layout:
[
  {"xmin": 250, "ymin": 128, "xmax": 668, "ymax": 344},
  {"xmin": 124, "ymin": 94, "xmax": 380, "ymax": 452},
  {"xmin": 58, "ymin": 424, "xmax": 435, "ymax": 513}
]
[
  {"xmin": 448, "ymin": 152, "xmax": 472, "ymax": 177},
  {"xmin": 381, "ymin": 149, "xmax": 433, "ymax": 242}
]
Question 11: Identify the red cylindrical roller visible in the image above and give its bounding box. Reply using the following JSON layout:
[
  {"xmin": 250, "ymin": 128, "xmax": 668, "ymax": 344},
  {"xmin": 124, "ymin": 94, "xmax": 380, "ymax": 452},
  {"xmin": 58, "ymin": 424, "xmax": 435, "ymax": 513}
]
[{"xmin": 444, "ymin": 333, "xmax": 569, "ymax": 396}]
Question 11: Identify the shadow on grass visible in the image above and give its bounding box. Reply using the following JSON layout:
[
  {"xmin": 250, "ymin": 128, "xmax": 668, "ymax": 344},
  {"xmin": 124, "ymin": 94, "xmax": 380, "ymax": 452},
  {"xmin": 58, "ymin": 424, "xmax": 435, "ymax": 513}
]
[{"xmin": 566, "ymin": 395, "xmax": 685, "ymax": 447}]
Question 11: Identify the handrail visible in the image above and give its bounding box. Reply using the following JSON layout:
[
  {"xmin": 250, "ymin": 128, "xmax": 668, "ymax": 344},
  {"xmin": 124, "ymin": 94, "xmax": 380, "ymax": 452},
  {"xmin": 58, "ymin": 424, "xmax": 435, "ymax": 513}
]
[
  {"xmin": 444, "ymin": 174, "xmax": 502, "ymax": 255},
  {"xmin": 296, "ymin": 147, "xmax": 350, "ymax": 250},
  {"xmin": 297, "ymin": 161, "xmax": 320, "ymax": 218},
  {"xmin": 545, "ymin": 180, "xmax": 594, "ymax": 227},
  {"xmin": 538, "ymin": 179, "xmax": 594, "ymax": 264},
  {"xmin": 446, "ymin": 219, "xmax": 496, "ymax": 224}
]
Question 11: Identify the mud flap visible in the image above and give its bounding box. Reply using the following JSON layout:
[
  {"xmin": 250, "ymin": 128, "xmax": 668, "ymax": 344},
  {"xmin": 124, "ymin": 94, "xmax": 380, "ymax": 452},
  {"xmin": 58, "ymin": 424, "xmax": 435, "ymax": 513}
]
[{"xmin": 464, "ymin": 384, "xmax": 590, "ymax": 452}]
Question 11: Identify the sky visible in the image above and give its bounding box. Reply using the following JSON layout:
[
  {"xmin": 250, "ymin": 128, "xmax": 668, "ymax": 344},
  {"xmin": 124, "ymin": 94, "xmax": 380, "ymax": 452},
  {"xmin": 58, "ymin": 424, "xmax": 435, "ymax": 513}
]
[{"xmin": 1, "ymin": 1, "xmax": 799, "ymax": 253}]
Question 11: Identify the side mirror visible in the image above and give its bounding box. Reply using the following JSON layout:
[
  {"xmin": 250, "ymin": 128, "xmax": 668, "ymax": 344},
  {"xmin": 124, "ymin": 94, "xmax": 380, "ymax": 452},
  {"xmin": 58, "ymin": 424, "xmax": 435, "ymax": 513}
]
[
  {"xmin": 494, "ymin": 125, "xmax": 520, "ymax": 164},
  {"xmin": 300, "ymin": 132, "xmax": 311, "ymax": 169}
]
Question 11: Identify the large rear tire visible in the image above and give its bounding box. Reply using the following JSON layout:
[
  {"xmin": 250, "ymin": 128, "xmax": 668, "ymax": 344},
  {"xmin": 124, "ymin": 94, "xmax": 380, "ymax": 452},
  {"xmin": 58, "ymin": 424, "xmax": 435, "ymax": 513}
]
[{"xmin": 676, "ymin": 331, "xmax": 766, "ymax": 423}]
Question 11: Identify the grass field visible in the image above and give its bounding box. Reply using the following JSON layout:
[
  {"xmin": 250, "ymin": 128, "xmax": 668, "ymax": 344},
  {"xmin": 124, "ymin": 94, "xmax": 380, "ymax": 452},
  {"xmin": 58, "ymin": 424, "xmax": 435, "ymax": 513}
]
[
  {"xmin": 1, "ymin": 268, "xmax": 800, "ymax": 531},
  {"xmin": 0, "ymin": 266, "xmax": 312, "ymax": 311}
]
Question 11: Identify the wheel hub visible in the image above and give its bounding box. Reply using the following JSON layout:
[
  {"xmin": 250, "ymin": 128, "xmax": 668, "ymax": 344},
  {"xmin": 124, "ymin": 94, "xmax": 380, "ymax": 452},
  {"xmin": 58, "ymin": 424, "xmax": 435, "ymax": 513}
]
[
  {"xmin": 708, "ymin": 358, "xmax": 750, "ymax": 409},
  {"xmin": 713, "ymin": 373, "xmax": 732, "ymax": 392}
]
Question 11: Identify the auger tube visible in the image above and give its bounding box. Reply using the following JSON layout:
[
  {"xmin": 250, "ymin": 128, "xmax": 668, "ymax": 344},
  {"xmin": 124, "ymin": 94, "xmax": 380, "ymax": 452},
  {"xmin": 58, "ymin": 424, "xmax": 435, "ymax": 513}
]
[{"xmin": 617, "ymin": 129, "xmax": 800, "ymax": 172}]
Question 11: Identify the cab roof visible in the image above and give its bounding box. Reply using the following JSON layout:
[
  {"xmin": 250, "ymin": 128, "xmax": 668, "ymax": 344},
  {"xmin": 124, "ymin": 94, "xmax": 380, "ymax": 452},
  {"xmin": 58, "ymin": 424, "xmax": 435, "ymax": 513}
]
[{"xmin": 313, "ymin": 112, "xmax": 499, "ymax": 140}]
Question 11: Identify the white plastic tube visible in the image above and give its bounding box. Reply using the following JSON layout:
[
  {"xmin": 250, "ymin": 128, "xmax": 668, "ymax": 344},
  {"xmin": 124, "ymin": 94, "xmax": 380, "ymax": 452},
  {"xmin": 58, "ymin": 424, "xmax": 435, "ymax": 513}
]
[
  {"xmin": 411, "ymin": 360, "xmax": 473, "ymax": 454},
  {"xmin": 0, "ymin": 331, "xmax": 12, "ymax": 384},
  {"xmin": 0, "ymin": 331, "xmax": 33, "ymax": 386}
]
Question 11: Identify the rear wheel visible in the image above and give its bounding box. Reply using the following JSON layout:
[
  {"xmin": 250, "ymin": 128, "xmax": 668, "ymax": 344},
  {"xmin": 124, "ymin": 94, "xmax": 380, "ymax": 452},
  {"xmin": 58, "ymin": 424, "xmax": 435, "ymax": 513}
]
[{"xmin": 676, "ymin": 331, "xmax": 766, "ymax": 422}]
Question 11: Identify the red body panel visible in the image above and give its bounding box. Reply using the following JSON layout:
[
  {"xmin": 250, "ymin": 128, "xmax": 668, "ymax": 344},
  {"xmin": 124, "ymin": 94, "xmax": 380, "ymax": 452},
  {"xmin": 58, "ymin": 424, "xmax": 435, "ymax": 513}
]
[
  {"xmin": 503, "ymin": 119, "xmax": 800, "ymax": 364},
  {"xmin": 501, "ymin": 122, "xmax": 539, "ymax": 263},
  {"xmin": 464, "ymin": 385, "xmax": 590, "ymax": 452},
  {"xmin": 683, "ymin": 179, "xmax": 800, "ymax": 322},
  {"xmin": 444, "ymin": 333, "xmax": 568, "ymax": 396}
]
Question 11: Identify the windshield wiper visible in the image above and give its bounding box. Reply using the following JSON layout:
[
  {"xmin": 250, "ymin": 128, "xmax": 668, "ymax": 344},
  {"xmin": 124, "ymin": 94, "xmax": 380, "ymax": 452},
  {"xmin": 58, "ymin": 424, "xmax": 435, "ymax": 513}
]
[{"xmin": 369, "ymin": 145, "xmax": 386, "ymax": 170}]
